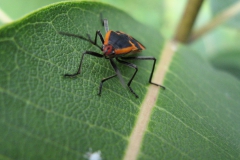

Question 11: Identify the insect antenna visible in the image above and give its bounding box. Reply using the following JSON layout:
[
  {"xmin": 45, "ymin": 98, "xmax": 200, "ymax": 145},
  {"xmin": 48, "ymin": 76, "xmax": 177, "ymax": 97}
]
[
  {"xmin": 100, "ymin": 13, "xmax": 109, "ymax": 33},
  {"xmin": 103, "ymin": 19, "xmax": 109, "ymax": 33},
  {"xmin": 58, "ymin": 31, "xmax": 102, "ymax": 50}
]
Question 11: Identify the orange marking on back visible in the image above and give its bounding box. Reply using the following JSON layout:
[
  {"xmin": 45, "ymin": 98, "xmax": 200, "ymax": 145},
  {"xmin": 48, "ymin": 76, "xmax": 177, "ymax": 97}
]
[
  {"xmin": 137, "ymin": 42, "xmax": 145, "ymax": 50},
  {"xmin": 115, "ymin": 42, "xmax": 143, "ymax": 55},
  {"xmin": 104, "ymin": 30, "xmax": 145, "ymax": 54},
  {"xmin": 104, "ymin": 30, "xmax": 112, "ymax": 45},
  {"xmin": 128, "ymin": 36, "xmax": 145, "ymax": 50},
  {"xmin": 115, "ymin": 46, "xmax": 133, "ymax": 55},
  {"xmin": 128, "ymin": 40, "xmax": 138, "ymax": 51}
]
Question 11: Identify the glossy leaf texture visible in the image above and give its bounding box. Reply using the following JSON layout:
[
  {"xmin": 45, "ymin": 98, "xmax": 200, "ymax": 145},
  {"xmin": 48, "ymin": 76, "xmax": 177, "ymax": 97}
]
[{"xmin": 0, "ymin": 2, "xmax": 240, "ymax": 160}]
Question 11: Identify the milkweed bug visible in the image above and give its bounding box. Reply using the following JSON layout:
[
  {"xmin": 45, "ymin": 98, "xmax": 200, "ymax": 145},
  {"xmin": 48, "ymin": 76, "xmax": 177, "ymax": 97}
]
[{"xmin": 59, "ymin": 15, "xmax": 165, "ymax": 98}]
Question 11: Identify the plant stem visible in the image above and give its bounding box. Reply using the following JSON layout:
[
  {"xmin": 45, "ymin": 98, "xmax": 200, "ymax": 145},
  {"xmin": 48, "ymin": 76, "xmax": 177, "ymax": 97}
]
[
  {"xmin": 174, "ymin": 0, "xmax": 204, "ymax": 43},
  {"xmin": 189, "ymin": 1, "xmax": 240, "ymax": 42}
]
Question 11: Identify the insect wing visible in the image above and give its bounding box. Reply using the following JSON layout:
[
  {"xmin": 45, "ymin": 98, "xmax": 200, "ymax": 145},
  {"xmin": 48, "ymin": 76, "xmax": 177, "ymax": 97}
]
[
  {"xmin": 115, "ymin": 31, "xmax": 145, "ymax": 50},
  {"xmin": 105, "ymin": 31, "xmax": 132, "ymax": 49}
]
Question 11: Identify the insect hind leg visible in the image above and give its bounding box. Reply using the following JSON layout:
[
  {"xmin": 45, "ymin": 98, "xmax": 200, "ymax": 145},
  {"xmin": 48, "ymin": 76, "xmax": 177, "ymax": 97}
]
[{"xmin": 120, "ymin": 56, "xmax": 166, "ymax": 90}]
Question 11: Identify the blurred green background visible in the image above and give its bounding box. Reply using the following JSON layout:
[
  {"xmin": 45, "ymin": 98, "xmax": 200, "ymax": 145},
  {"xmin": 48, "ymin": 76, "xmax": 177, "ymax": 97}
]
[
  {"xmin": 1, "ymin": 0, "xmax": 240, "ymax": 79},
  {"xmin": 0, "ymin": 0, "xmax": 194, "ymax": 39}
]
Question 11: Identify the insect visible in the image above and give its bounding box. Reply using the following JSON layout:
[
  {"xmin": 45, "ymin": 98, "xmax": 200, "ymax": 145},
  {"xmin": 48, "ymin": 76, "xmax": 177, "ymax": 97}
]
[{"xmin": 59, "ymin": 15, "xmax": 165, "ymax": 98}]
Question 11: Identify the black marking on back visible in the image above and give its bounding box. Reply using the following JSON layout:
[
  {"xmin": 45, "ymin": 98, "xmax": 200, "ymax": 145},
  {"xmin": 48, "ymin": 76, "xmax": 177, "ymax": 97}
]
[
  {"xmin": 108, "ymin": 31, "xmax": 132, "ymax": 49},
  {"xmin": 116, "ymin": 31, "xmax": 145, "ymax": 50}
]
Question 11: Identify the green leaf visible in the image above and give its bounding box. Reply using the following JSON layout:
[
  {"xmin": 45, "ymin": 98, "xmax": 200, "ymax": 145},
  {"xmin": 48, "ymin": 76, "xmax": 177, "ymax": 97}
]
[
  {"xmin": 140, "ymin": 46, "xmax": 240, "ymax": 159},
  {"xmin": 0, "ymin": 1, "xmax": 240, "ymax": 160},
  {"xmin": 210, "ymin": 47, "xmax": 240, "ymax": 79}
]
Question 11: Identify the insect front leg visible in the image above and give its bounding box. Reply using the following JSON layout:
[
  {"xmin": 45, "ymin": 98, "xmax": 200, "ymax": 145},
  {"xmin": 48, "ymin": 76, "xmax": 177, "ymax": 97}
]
[
  {"xmin": 64, "ymin": 51, "xmax": 103, "ymax": 77},
  {"xmin": 86, "ymin": 30, "xmax": 105, "ymax": 48}
]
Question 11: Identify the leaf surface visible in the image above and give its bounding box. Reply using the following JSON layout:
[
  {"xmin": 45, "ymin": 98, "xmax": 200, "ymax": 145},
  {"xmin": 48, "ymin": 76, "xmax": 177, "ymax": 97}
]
[{"xmin": 0, "ymin": 2, "xmax": 240, "ymax": 160}]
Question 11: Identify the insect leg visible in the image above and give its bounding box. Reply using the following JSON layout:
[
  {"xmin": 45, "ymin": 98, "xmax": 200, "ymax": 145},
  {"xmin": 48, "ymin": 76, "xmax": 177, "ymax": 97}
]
[
  {"xmin": 59, "ymin": 31, "xmax": 102, "ymax": 50},
  {"xmin": 64, "ymin": 51, "xmax": 103, "ymax": 77},
  {"xmin": 98, "ymin": 74, "xmax": 117, "ymax": 96},
  {"xmin": 116, "ymin": 57, "xmax": 139, "ymax": 98},
  {"xmin": 87, "ymin": 30, "xmax": 104, "ymax": 48},
  {"xmin": 120, "ymin": 56, "xmax": 166, "ymax": 89}
]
